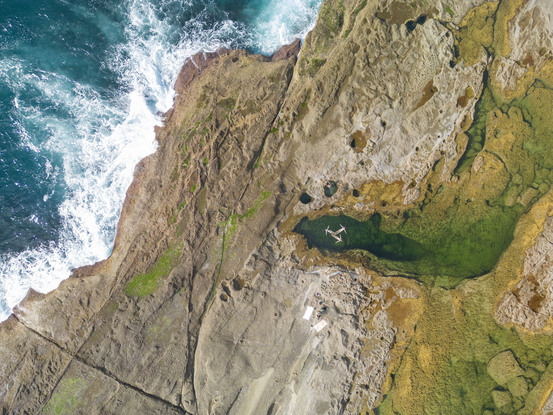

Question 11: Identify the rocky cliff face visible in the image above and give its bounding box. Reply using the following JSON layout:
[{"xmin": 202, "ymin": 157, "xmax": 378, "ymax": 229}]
[{"xmin": 3, "ymin": 0, "xmax": 553, "ymax": 414}]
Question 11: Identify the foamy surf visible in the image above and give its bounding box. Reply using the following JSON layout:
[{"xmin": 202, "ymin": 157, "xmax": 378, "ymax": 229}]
[{"xmin": 0, "ymin": 0, "xmax": 322, "ymax": 321}]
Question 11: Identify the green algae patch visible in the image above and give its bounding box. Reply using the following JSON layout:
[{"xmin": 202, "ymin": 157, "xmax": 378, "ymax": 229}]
[
  {"xmin": 375, "ymin": 283, "xmax": 553, "ymax": 414},
  {"xmin": 125, "ymin": 244, "xmax": 181, "ymax": 298},
  {"xmin": 318, "ymin": 0, "xmax": 345, "ymax": 37},
  {"xmin": 295, "ymin": 214, "xmax": 425, "ymax": 261},
  {"xmin": 295, "ymin": 206, "xmax": 519, "ymax": 286},
  {"xmin": 210, "ymin": 189, "xmax": 272, "ymax": 305},
  {"xmin": 295, "ymin": 75, "xmax": 553, "ymax": 287},
  {"xmin": 453, "ymin": 1, "xmax": 497, "ymax": 66},
  {"xmin": 243, "ymin": 190, "xmax": 271, "ymax": 219},
  {"xmin": 43, "ymin": 377, "xmax": 88, "ymax": 415}
]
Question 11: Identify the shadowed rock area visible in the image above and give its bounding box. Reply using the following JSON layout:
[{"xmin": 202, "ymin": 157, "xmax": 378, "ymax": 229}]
[{"xmin": 3, "ymin": 0, "xmax": 553, "ymax": 414}]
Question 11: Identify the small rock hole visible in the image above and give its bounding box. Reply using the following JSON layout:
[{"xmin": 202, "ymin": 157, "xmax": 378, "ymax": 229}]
[
  {"xmin": 299, "ymin": 192, "xmax": 312, "ymax": 204},
  {"xmin": 232, "ymin": 277, "xmax": 245, "ymax": 291},
  {"xmin": 405, "ymin": 20, "xmax": 417, "ymax": 32},
  {"xmin": 324, "ymin": 180, "xmax": 338, "ymax": 197},
  {"xmin": 381, "ymin": 120, "xmax": 387, "ymax": 128},
  {"xmin": 350, "ymin": 138, "xmax": 356, "ymax": 148},
  {"xmin": 405, "ymin": 15, "xmax": 427, "ymax": 32},
  {"xmin": 352, "ymin": 189, "xmax": 360, "ymax": 197}
]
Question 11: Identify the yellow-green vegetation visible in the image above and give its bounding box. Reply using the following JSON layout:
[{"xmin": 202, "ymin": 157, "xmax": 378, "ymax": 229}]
[
  {"xmin": 219, "ymin": 190, "xmax": 272, "ymax": 246},
  {"xmin": 125, "ymin": 244, "xmax": 181, "ymax": 298},
  {"xmin": 318, "ymin": 0, "xmax": 345, "ymax": 37},
  {"xmin": 243, "ymin": 190, "xmax": 271, "ymax": 219},
  {"xmin": 376, "ymin": 283, "xmax": 553, "ymax": 414},
  {"xmin": 368, "ymin": 1, "xmax": 553, "ymax": 413},
  {"xmin": 149, "ymin": 315, "xmax": 172, "ymax": 335},
  {"xmin": 297, "ymin": 0, "xmax": 553, "ymax": 287},
  {"xmin": 453, "ymin": 1, "xmax": 498, "ymax": 67},
  {"xmin": 457, "ymin": 85, "xmax": 475, "ymax": 107},
  {"xmin": 196, "ymin": 188, "xmax": 207, "ymax": 214},
  {"xmin": 210, "ymin": 190, "xmax": 272, "ymax": 304},
  {"xmin": 43, "ymin": 377, "xmax": 88, "ymax": 415}
]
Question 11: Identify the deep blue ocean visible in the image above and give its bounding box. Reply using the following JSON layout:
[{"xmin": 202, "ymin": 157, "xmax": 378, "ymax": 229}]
[{"xmin": 0, "ymin": 0, "xmax": 322, "ymax": 320}]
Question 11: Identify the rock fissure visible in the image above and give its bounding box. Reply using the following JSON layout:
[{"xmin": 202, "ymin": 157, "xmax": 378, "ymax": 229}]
[{"xmin": 14, "ymin": 315, "xmax": 188, "ymax": 414}]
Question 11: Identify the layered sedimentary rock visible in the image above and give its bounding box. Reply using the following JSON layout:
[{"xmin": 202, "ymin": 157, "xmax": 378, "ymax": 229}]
[{"xmin": 3, "ymin": 0, "xmax": 553, "ymax": 414}]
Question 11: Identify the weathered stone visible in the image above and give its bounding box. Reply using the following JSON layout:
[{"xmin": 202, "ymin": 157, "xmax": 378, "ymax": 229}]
[
  {"xmin": 492, "ymin": 390, "xmax": 512, "ymax": 410},
  {"xmin": 1, "ymin": 0, "xmax": 553, "ymax": 414},
  {"xmin": 487, "ymin": 351, "xmax": 525, "ymax": 386},
  {"xmin": 507, "ymin": 376, "xmax": 529, "ymax": 397}
]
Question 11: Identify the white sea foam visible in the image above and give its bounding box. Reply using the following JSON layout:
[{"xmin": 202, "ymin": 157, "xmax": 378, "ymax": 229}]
[
  {"xmin": 0, "ymin": 0, "xmax": 322, "ymax": 321},
  {"xmin": 251, "ymin": 0, "xmax": 322, "ymax": 54}
]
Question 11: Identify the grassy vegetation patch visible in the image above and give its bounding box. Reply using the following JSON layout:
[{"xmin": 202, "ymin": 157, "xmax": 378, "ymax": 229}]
[
  {"xmin": 43, "ymin": 377, "xmax": 88, "ymax": 415},
  {"xmin": 217, "ymin": 97, "xmax": 236, "ymax": 111},
  {"xmin": 376, "ymin": 285, "xmax": 553, "ymax": 414},
  {"xmin": 319, "ymin": 0, "xmax": 345, "ymax": 37},
  {"xmin": 353, "ymin": 0, "xmax": 367, "ymax": 16},
  {"xmin": 243, "ymin": 190, "xmax": 271, "ymax": 219},
  {"xmin": 308, "ymin": 58, "xmax": 327, "ymax": 76},
  {"xmin": 453, "ymin": 1, "xmax": 497, "ymax": 66},
  {"xmin": 125, "ymin": 244, "xmax": 181, "ymax": 298}
]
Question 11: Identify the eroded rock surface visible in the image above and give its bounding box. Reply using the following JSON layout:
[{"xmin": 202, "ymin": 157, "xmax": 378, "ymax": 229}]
[{"xmin": 3, "ymin": 0, "xmax": 553, "ymax": 414}]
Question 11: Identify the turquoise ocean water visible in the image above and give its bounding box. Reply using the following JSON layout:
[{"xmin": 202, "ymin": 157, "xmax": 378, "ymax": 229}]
[{"xmin": 0, "ymin": 0, "xmax": 322, "ymax": 320}]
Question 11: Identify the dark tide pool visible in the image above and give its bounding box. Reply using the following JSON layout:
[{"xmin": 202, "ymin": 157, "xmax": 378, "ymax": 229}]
[
  {"xmin": 296, "ymin": 72, "xmax": 553, "ymax": 287},
  {"xmin": 294, "ymin": 214, "xmax": 426, "ymax": 261},
  {"xmin": 295, "ymin": 207, "xmax": 520, "ymax": 287}
]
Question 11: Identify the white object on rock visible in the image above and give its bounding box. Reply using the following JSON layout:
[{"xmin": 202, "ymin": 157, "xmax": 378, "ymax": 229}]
[
  {"xmin": 313, "ymin": 320, "xmax": 328, "ymax": 332},
  {"xmin": 303, "ymin": 306, "xmax": 314, "ymax": 320}
]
